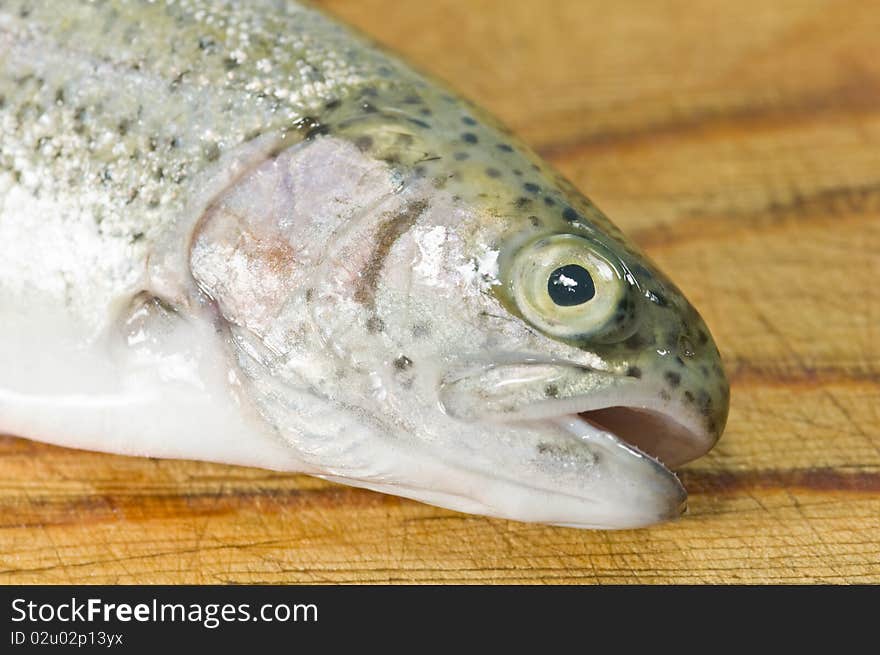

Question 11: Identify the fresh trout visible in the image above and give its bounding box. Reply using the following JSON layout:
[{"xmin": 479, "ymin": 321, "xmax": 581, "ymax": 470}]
[{"xmin": 0, "ymin": 0, "xmax": 729, "ymax": 528}]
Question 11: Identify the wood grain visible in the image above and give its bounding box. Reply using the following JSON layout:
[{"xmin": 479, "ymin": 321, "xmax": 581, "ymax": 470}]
[{"xmin": 2, "ymin": 0, "xmax": 878, "ymax": 583}]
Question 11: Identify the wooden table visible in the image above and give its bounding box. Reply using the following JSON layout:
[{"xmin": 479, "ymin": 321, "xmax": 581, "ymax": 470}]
[{"xmin": 1, "ymin": 0, "xmax": 878, "ymax": 584}]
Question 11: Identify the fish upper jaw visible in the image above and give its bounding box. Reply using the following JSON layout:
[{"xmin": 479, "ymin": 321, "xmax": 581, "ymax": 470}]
[{"xmin": 439, "ymin": 358, "xmax": 720, "ymax": 463}]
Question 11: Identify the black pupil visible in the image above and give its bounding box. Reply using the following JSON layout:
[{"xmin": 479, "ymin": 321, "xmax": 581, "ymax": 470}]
[{"xmin": 547, "ymin": 264, "xmax": 595, "ymax": 306}]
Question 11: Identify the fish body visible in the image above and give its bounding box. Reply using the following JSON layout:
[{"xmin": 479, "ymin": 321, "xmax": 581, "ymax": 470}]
[{"xmin": 0, "ymin": 0, "xmax": 729, "ymax": 528}]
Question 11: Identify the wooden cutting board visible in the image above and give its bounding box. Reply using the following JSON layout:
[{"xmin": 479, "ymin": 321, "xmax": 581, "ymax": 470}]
[{"xmin": 1, "ymin": 0, "xmax": 878, "ymax": 584}]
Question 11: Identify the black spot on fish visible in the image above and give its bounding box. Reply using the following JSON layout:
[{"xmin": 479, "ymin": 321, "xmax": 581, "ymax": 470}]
[
  {"xmin": 684, "ymin": 390, "xmax": 694, "ymax": 403},
  {"xmin": 523, "ymin": 182, "xmax": 540, "ymax": 194},
  {"xmin": 528, "ymin": 216, "xmax": 542, "ymax": 227},
  {"xmin": 393, "ymin": 355, "xmax": 413, "ymax": 370},
  {"xmin": 626, "ymin": 366, "xmax": 642, "ymax": 379},
  {"xmin": 305, "ymin": 289, "xmax": 314, "ymax": 302},
  {"xmin": 223, "ymin": 56, "xmax": 239, "ymax": 71},
  {"xmin": 203, "ymin": 141, "xmax": 220, "ymax": 162},
  {"xmin": 169, "ymin": 136, "xmax": 180, "ymax": 149},
  {"xmin": 355, "ymin": 135, "xmax": 373, "ymax": 152},
  {"xmin": 624, "ymin": 332, "xmax": 653, "ymax": 350},
  {"xmin": 420, "ymin": 108, "xmax": 432, "ymax": 117},
  {"xmin": 366, "ymin": 316, "xmax": 385, "ymax": 333},
  {"xmin": 361, "ymin": 101, "xmax": 377, "ymax": 113},
  {"xmin": 664, "ymin": 371, "xmax": 681, "ymax": 387},
  {"xmin": 462, "ymin": 116, "xmax": 477, "ymax": 125},
  {"xmin": 324, "ymin": 98, "xmax": 341, "ymax": 110},
  {"xmin": 544, "ymin": 384, "xmax": 560, "ymax": 398},
  {"xmin": 544, "ymin": 196, "xmax": 556, "ymax": 206},
  {"xmin": 403, "ymin": 95, "xmax": 422, "ymax": 104},
  {"xmin": 197, "ymin": 36, "xmax": 215, "ymax": 51},
  {"xmin": 360, "ymin": 86, "xmax": 378, "ymax": 97},
  {"xmin": 485, "ymin": 167, "xmax": 501, "ymax": 178},
  {"xmin": 169, "ymin": 71, "xmax": 187, "ymax": 91},
  {"xmin": 562, "ymin": 207, "xmax": 580, "ymax": 222},
  {"xmin": 697, "ymin": 330, "xmax": 709, "ymax": 345},
  {"xmin": 515, "ymin": 197, "xmax": 532, "ymax": 209},
  {"xmin": 407, "ymin": 118, "xmax": 430, "ymax": 128},
  {"xmin": 462, "ymin": 132, "xmax": 478, "ymax": 144},
  {"xmin": 696, "ymin": 390, "xmax": 712, "ymax": 415},
  {"xmin": 453, "ymin": 152, "xmax": 469, "ymax": 161},
  {"xmin": 412, "ymin": 323, "xmax": 431, "ymax": 338},
  {"xmin": 497, "ymin": 144, "xmax": 514, "ymax": 152}
]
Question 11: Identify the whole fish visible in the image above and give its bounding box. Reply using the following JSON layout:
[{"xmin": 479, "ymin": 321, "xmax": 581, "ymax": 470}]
[{"xmin": 0, "ymin": 0, "xmax": 729, "ymax": 529}]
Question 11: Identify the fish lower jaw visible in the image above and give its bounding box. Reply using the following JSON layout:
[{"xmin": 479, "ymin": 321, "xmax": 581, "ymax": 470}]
[{"xmin": 547, "ymin": 413, "xmax": 689, "ymax": 521}]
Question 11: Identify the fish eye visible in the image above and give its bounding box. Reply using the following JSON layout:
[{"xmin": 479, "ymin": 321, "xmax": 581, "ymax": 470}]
[{"xmin": 507, "ymin": 234, "xmax": 628, "ymax": 339}]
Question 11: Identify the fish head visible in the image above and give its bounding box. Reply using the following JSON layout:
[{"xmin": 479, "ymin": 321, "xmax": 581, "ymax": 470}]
[
  {"xmin": 356, "ymin": 168, "xmax": 728, "ymax": 528},
  {"xmin": 187, "ymin": 92, "xmax": 729, "ymax": 529}
]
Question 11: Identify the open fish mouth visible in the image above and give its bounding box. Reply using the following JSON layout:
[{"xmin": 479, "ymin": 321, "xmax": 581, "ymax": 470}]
[
  {"xmin": 576, "ymin": 405, "xmax": 710, "ymax": 469},
  {"xmin": 441, "ymin": 358, "xmax": 716, "ymax": 464},
  {"xmin": 437, "ymin": 359, "xmax": 718, "ymax": 528}
]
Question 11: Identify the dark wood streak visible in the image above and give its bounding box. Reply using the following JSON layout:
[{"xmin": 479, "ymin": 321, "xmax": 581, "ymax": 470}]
[
  {"xmin": 0, "ymin": 486, "xmax": 402, "ymax": 529},
  {"xmin": 536, "ymin": 75, "xmax": 880, "ymax": 159},
  {"xmin": 629, "ymin": 182, "xmax": 880, "ymax": 250},
  {"xmin": 681, "ymin": 468, "xmax": 880, "ymax": 495},
  {"xmin": 353, "ymin": 200, "xmax": 428, "ymax": 309},
  {"xmin": 727, "ymin": 361, "xmax": 880, "ymax": 389}
]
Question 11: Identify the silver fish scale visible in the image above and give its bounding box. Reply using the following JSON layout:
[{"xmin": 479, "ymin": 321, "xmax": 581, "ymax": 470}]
[{"xmin": 0, "ymin": 0, "xmax": 415, "ymax": 246}]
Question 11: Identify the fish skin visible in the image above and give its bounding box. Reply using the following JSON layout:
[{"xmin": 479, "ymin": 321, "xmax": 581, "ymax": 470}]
[{"xmin": 0, "ymin": 0, "xmax": 729, "ymax": 528}]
